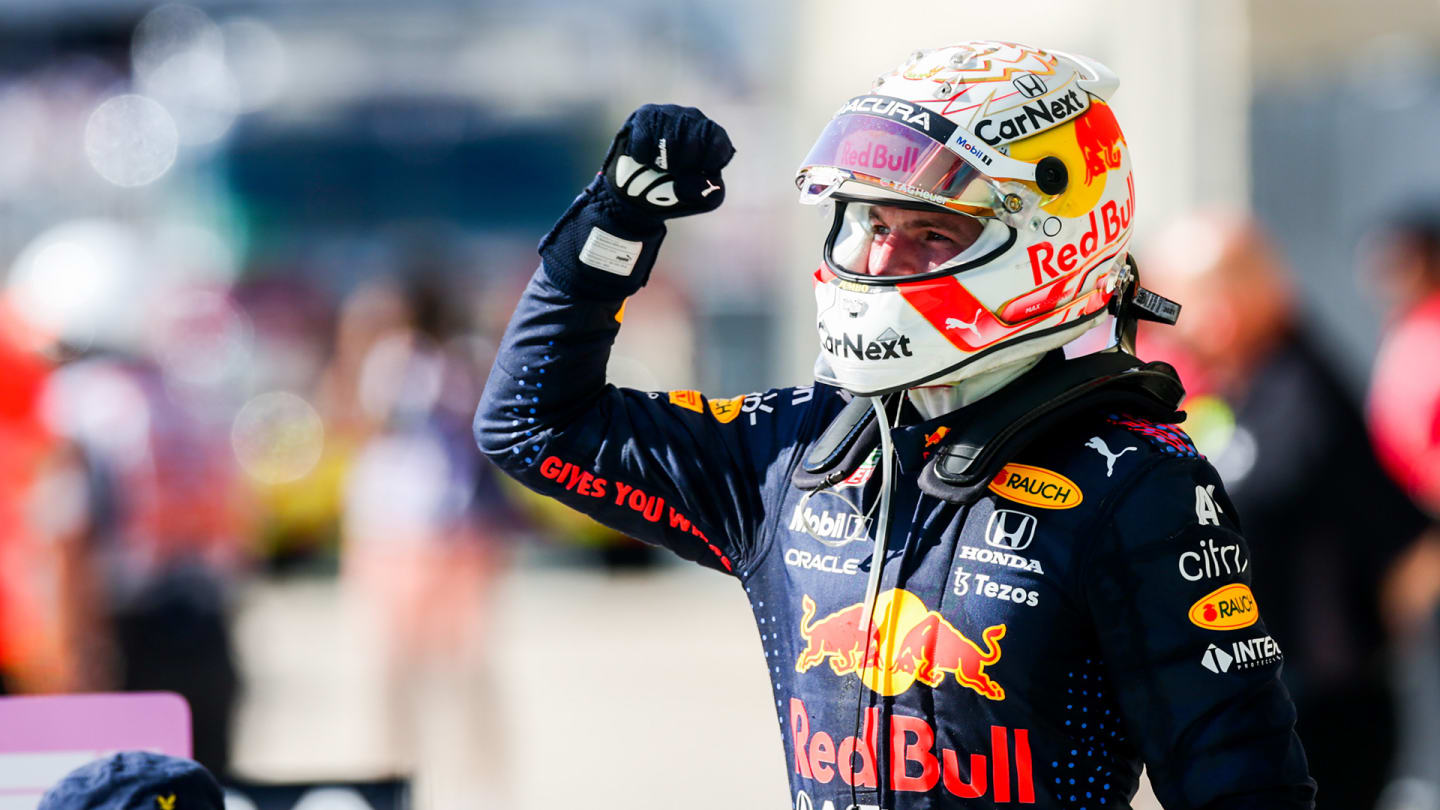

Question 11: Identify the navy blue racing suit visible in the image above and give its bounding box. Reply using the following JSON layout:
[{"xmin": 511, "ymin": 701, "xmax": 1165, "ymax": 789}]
[{"xmin": 476, "ymin": 205, "xmax": 1316, "ymax": 810}]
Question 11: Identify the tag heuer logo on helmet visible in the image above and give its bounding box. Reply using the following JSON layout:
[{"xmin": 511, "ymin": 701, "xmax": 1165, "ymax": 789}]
[
  {"xmin": 973, "ymin": 88, "xmax": 1089, "ymax": 146},
  {"xmin": 821, "ymin": 326, "xmax": 914, "ymax": 361}
]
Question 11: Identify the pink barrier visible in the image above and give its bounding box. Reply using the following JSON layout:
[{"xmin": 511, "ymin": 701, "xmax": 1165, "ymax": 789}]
[{"xmin": 0, "ymin": 693, "xmax": 190, "ymax": 807}]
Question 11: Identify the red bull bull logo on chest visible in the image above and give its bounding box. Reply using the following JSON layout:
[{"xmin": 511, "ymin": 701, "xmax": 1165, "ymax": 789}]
[{"xmin": 796, "ymin": 589, "xmax": 1006, "ymax": 700}]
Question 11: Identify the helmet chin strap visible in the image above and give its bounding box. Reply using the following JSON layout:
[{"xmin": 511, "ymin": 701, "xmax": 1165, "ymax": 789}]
[{"xmin": 907, "ymin": 354, "xmax": 1045, "ymax": 420}]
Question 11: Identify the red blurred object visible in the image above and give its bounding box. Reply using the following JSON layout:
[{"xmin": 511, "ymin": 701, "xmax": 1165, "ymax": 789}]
[
  {"xmin": 0, "ymin": 304, "xmax": 60, "ymax": 689},
  {"xmin": 1369, "ymin": 291, "xmax": 1440, "ymax": 512},
  {"xmin": 1135, "ymin": 323, "xmax": 1215, "ymax": 401}
]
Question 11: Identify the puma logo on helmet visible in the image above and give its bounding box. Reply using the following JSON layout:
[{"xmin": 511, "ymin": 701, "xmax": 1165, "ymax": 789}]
[{"xmin": 944, "ymin": 311, "xmax": 983, "ymax": 340}]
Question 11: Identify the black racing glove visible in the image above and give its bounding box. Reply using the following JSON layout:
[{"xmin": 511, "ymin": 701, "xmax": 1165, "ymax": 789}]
[
  {"xmin": 601, "ymin": 104, "xmax": 735, "ymax": 218},
  {"xmin": 539, "ymin": 105, "xmax": 735, "ymax": 299}
]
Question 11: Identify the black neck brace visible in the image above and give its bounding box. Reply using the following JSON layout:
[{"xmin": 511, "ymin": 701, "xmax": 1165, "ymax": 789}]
[{"xmin": 792, "ymin": 350, "xmax": 1185, "ymax": 504}]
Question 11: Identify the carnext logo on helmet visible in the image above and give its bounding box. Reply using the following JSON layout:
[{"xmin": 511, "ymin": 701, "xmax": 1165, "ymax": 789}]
[
  {"xmin": 835, "ymin": 95, "xmax": 959, "ymax": 141},
  {"xmin": 820, "ymin": 326, "xmax": 915, "ymax": 361},
  {"xmin": 973, "ymin": 89, "xmax": 1089, "ymax": 146}
]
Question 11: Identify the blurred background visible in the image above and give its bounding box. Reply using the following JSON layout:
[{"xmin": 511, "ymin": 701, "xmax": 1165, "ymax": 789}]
[{"xmin": 4, "ymin": 0, "xmax": 1440, "ymax": 808}]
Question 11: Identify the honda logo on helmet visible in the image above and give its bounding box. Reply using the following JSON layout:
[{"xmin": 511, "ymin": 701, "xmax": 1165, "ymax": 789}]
[
  {"xmin": 985, "ymin": 509, "xmax": 1036, "ymax": 551},
  {"xmin": 1012, "ymin": 74, "xmax": 1046, "ymax": 98}
]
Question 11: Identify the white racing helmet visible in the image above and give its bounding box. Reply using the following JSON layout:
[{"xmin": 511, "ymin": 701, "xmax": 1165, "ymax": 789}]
[{"xmin": 797, "ymin": 41, "xmax": 1137, "ymax": 396}]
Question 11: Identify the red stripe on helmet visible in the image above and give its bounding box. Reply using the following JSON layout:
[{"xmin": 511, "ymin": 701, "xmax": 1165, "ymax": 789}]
[
  {"xmin": 896, "ymin": 275, "xmax": 1016, "ymax": 351},
  {"xmin": 998, "ymin": 249, "xmax": 1119, "ymax": 324}
]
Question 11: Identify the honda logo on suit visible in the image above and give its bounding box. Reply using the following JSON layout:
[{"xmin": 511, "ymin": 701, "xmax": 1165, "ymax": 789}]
[{"xmin": 985, "ymin": 509, "xmax": 1037, "ymax": 551}]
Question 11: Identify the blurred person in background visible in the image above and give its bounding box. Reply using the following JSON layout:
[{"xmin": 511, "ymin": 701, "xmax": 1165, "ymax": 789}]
[
  {"xmin": 1361, "ymin": 205, "xmax": 1440, "ymax": 810},
  {"xmin": 0, "ymin": 305, "xmax": 72, "ymax": 694},
  {"xmin": 31, "ymin": 346, "xmax": 251, "ymax": 776},
  {"xmin": 231, "ymin": 277, "xmax": 346, "ymax": 572},
  {"xmin": 1141, "ymin": 210, "xmax": 1438, "ymax": 810},
  {"xmin": 1367, "ymin": 205, "xmax": 1440, "ymax": 516},
  {"xmin": 19, "ymin": 279, "xmax": 260, "ymax": 776},
  {"xmin": 328, "ymin": 271, "xmax": 514, "ymax": 806},
  {"xmin": 478, "ymin": 42, "xmax": 1314, "ymax": 808}
]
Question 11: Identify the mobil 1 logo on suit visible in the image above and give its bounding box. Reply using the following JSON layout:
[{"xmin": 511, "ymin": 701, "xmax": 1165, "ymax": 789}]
[{"xmin": 784, "ymin": 489, "xmax": 872, "ymax": 576}]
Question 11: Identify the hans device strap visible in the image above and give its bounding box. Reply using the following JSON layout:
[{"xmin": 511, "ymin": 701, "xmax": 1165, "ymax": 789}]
[
  {"xmin": 793, "ymin": 395, "xmax": 877, "ymax": 491},
  {"xmin": 792, "ymin": 350, "xmax": 1185, "ymax": 504},
  {"xmin": 919, "ymin": 351, "xmax": 1183, "ymax": 503}
]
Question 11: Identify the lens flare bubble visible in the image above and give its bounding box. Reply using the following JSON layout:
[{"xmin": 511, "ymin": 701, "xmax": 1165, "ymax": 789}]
[
  {"xmin": 151, "ymin": 289, "xmax": 254, "ymax": 390},
  {"xmin": 231, "ymin": 391, "xmax": 325, "ymax": 484},
  {"xmin": 132, "ymin": 4, "xmax": 224, "ymax": 82},
  {"xmin": 143, "ymin": 49, "xmax": 239, "ymax": 145},
  {"xmin": 83, "ymin": 94, "xmax": 179, "ymax": 187}
]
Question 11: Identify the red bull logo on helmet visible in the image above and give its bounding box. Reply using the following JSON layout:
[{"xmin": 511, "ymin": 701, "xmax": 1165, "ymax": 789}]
[
  {"xmin": 835, "ymin": 138, "xmax": 925, "ymax": 175},
  {"xmin": 1073, "ymin": 99, "xmax": 1126, "ymax": 185},
  {"xmin": 795, "ymin": 589, "xmax": 1006, "ymax": 700},
  {"xmin": 1025, "ymin": 173, "xmax": 1134, "ymax": 285},
  {"xmin": 1006, "ymin": 97, "xmax": 1130, "ymax": 224}
]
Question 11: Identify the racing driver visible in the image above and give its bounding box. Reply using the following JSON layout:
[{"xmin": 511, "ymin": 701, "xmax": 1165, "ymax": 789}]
[{"xmin": 477, "ymin": 41, "xmax": 1316, "ymax": 808}]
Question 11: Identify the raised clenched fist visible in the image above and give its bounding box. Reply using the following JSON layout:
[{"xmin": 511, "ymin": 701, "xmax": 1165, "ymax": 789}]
[{"xmin": 601, "ymin": 104, "xmax": 736, "ymax": 219}]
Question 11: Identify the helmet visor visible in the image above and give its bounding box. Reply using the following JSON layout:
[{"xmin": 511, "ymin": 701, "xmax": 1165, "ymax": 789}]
[{"xmin": 798, "ymin": 113, "xmax": 1002, "ymax": 214}]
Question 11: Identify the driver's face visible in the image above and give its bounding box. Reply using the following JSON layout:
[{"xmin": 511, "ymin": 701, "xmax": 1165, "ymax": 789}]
[{"xmin": 864, "ymin": 205, "xmax": 985, "ymax": 277}]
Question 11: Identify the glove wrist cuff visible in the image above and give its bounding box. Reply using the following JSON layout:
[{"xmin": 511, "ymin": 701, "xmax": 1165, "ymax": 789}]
[{"xmin": 539, "ymin": 176, "xmax": 667, "ymax": 300}]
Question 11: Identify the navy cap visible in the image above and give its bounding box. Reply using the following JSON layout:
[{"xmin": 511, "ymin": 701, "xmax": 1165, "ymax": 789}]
[{"xmin": 37, "ymin": 752, "xmax": 223, "ymax": 810}]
